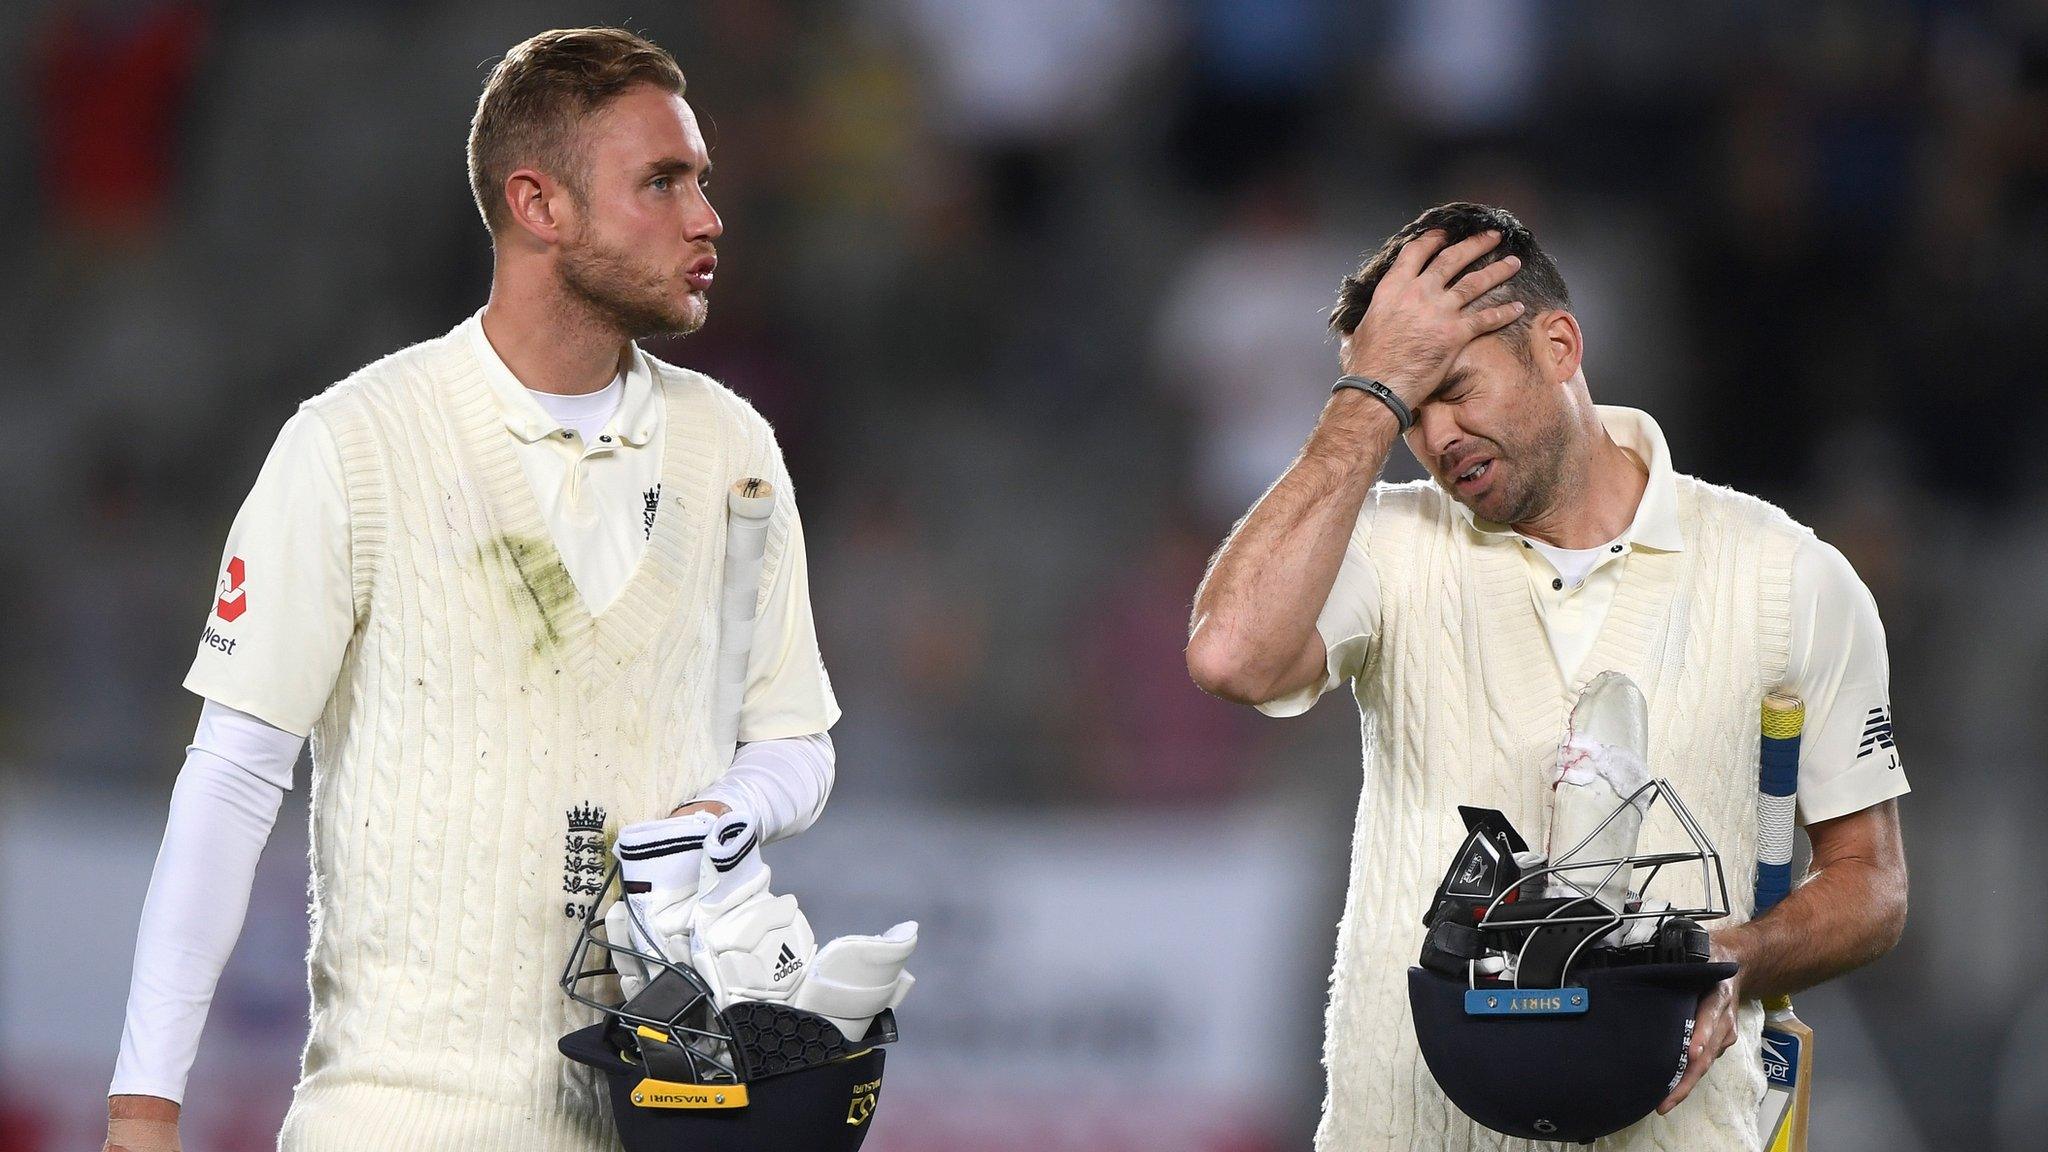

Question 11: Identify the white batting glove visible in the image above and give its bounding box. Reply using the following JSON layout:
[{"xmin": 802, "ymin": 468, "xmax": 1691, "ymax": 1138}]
[
  {"xmin": 793, "ymin": 921, "xmax": 919, "ymax": 1041},
  {"xmin": 677, "ymin": 810, "xmax": 921, "ymax": 1040},
  {"xmin": 685, "ymin": 810, "xmax": 816, "ymax": 1008},
  {"xmin": 608, "ymin": 810, "xmax": 716, "ymax": 999}
]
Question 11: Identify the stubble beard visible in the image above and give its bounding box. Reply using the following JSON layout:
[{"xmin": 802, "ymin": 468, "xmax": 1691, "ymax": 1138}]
[
  {"xmin": 1479, "ymin": 409, "xmax": 1576, "ymax": 527},
  {"xmin": 1456, "ymin": 355, "xmax": 1578, "ymax": 526},
  {"xmin": 557, "ymin": 230, "xmax": 707, "ymax": 342}
]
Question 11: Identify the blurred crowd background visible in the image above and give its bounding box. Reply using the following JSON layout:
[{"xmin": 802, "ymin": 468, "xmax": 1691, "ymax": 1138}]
[{"xmin": 2, "ymin": 0, "xmax": 2044, "ymax": 1149}]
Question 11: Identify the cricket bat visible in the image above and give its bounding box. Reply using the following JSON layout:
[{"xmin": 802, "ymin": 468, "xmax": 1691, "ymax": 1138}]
[
  {"xmin": 1755, "ymin": 693, "xmax": 1811, "ymax": 1152},
  {"xmin": 714, "ymin": 478, "xmax": 775, "ymax": 758}
]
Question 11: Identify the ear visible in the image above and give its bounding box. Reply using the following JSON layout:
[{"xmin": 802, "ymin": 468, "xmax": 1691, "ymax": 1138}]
[
  {"xmin": 502, "ymin": 166, "xmax": 576, "ymax": 245},
  {"xmin": 1531, "ymin": 310, "xmax": 1583, "ymax": 385}
]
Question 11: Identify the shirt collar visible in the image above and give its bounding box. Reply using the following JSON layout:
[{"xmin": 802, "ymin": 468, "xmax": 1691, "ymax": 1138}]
[
  {"xmin": 464, "ymin": 310, "xmax": 661, "ymax": 447},
  {"xmin": 1451, "ymin": 404, "xmax": 1685, "ymax": 553}
]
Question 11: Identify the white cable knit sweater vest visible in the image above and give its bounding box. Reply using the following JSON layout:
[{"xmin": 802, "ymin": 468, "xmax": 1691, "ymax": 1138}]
[
  {"xmin": 1319, "ymin": 476, "xmax": 1805, "ymax": 1152},
  {"xmin": 281, "ymin": 326, "xmax": 791, "ymax": 1152}
]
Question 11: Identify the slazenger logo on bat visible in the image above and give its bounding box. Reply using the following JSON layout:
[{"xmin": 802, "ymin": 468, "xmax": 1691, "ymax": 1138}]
[{"xmin": 1761, "ymin": 1031, "xmax": 1800, "ymax": 1086}]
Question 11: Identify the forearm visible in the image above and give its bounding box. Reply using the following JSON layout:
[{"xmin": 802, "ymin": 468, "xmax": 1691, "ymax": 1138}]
[
  {"xmin": 1187, "ymin": 390, "xmax": 1400, "ymax": 701},
  {"xmin": 112, "ymin": 702, "xmax": 299, "ymax": 1106},
  {"xmin": 111, "ymin": 748, "xmax": 286, "ymax": 1103},
  {"xmin": 678, "ymin": 732, "xmax": 834, "ymax": 841},
  {"xmin": 109, "ymin": 1095, "xmax": 180, "ymax": 1121},
  {"xmin": 1714, "ymin": 842, "xmax": 1908, "ymax": 1001}
]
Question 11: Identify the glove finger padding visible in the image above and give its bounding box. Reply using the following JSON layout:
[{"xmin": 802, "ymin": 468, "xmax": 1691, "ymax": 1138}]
[
  {"xmin": 791, "ymin": 921, "xmax": 919, "ymax": 1041},
  {"xmin": 687, "ymin": 810, "xmax": 815, "ymax": 1008},
  {"xmin": 611, "ymin": 811, "xmax": 716, "ymax": 997},
  {"xmin": 603, "ymin": 900, "xmax": 652, "ymax": 1001},
  {"xmin": 675, "ymin": 811, "xmax": 922, "ymax": 1038},
  {"xmin": 688, "ymin": 885, "xmax": 817, "ymax": 1007}
]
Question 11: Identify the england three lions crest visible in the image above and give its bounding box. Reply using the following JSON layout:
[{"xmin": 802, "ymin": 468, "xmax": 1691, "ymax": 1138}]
[{"xmin": 563, "ymin": 802, "xmax": 609, "ymax": 920}]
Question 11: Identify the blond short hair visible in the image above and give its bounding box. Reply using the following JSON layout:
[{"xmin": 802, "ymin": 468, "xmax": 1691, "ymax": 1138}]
[{"xmin": 467, "ymin": 27, "xmax": 685, "ymax": 233}]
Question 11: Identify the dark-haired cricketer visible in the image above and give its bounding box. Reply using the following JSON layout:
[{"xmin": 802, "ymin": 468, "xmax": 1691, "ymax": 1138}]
[{"xmin": 1187, "ymin": 203, "xmax": 1908, "ymax": 1151}]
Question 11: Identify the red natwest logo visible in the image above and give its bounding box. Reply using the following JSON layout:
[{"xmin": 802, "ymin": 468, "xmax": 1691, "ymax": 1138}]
[{"xmin": 215, "ymin": 556, "xmax": 248, "ymax": 622}]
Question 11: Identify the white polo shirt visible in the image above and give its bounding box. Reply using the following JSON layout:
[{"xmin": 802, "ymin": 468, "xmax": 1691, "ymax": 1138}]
[
  {"xmin": 184, "ymin": 311, "xmax": 837, "ymax": 743},
  {"xmin": 1266, "ymin": 406, "xmax": 1908, "ymax": 826}
]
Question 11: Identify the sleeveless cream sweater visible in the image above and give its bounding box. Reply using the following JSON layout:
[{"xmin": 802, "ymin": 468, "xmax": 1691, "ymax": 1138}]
[
  {"xmin": 279, "ymin": 325, "xmax": 792, "ymax": 1151},
  {"xmin": 1320, "ymin": 476, "xmax": 1805, "ymax": 1152}
]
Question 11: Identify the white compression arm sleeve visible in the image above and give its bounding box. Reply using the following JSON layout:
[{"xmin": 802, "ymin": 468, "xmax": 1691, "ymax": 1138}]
[
  {"xmin": 109, "ymin": 700, "xmax": 303, "ymax": 1102},
  {"xmin": 688, "ymin": 732, "xmax": 836, "ymax": 843}
]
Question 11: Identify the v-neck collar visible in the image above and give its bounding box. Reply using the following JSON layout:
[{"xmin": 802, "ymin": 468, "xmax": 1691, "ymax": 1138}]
[
  {"xmin": 1468, "ymin": 486, "xmax": 1689, "ymax": 738},
  {"xmin": 445, "ymin": 332, "xmax": 725, "ymax": 696}
]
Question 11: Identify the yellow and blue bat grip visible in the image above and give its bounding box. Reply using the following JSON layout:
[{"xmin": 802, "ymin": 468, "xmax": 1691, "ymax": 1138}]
[{"xmin": 1755, "ymin": 693, "xmax": 1805, "ymax": 916}]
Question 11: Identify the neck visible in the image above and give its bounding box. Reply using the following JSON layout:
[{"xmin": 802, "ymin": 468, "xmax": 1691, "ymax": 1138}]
[
  {"xmin": 480, "ymin": 262, "xmax": 629, "ymax": 396},
  {"xmin": 1512, "ymin": 426, "xmax": 1648, "ymax": 549}
]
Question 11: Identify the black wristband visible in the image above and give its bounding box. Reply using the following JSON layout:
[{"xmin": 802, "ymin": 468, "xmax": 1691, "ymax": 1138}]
[{"xmin": 1332, "ymin": 375, "xmax": 1414, "ymax": 432}]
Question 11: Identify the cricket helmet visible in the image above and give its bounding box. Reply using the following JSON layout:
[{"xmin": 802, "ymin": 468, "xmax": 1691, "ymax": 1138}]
[
  {"xmin": 1407, "ymin": 778, "xmax": 1736, "ymax": 1144},
  {"xmin": 560, "ymin": 863, "xmax": 898, "ymax": 1152}
]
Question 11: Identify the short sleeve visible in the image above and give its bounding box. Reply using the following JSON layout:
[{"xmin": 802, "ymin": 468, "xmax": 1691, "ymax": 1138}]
[
  {"xmin": 1254, "ymin": 495, "xmax": 1386, "ymax": 718},
  {"xmin": 182, "ymin": 408, "xmax": 355, "ymax": 737},
  {"xmin": 736, "ymin": 442, "xmax": 841, "ymax": 743},
  {"xmin": 1780, "ymin": 536, "xmax": 1911, "ymax": 824}
]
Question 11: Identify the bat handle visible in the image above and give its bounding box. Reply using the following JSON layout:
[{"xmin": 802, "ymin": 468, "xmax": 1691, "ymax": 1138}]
[
  {"xmin": 714, "ymin": 479, "xmax": 775, "ymax": 758},
  {"xmin": 1754, "ymin": 693, "xmax": 1804, "ymax": 917}
]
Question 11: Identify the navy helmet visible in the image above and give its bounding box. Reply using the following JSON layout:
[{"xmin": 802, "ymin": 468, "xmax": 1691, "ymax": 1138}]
[
  {"xmin": 1408, "ymin": 781, "xmax": 1735, "ymax": 1144},
  {"xmin": 560, "ymin": 864, "xmax": 899, "ymax": 1152}
]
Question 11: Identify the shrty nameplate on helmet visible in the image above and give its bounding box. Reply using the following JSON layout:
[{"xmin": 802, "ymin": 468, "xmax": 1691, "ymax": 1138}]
[{"xmin": 1464, "ymin": 987, "xmax": 1590, "ymax": 1016}]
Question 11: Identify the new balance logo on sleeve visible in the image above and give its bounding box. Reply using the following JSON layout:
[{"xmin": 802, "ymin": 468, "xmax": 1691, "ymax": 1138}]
[{"xmin": 1857, "ymin": 706, "xmax": 1895, "ymax": 760}]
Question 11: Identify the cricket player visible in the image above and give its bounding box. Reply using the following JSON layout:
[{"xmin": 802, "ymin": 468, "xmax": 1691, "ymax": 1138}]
[
  {"xmin": 1186, "ymin": 202, "xmax": 1910, "ymax": 1151},
  {"xmin": 105, "ymin": 28, "xmax": 840, "ymax": 1152}
]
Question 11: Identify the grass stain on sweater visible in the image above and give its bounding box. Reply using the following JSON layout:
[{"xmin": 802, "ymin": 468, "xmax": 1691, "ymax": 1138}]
[{"xmin": 480, "ymin": 534, "xmax": 577, "ymax": 655}]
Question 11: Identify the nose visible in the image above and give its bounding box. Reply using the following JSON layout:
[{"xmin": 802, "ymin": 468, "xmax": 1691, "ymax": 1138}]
[
  {"xmin": 689, "ymin": 186, "xmax": 723, "ymax": 242},
  {"xmin": 1410, "ymin": 401, "xmax": 1462, "ymax": 466}
]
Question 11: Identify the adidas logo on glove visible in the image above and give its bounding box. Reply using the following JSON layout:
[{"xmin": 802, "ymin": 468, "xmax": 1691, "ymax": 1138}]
[{"xmin": 608, "ymin": 808, "xmax": 916, "ymax": 1041}]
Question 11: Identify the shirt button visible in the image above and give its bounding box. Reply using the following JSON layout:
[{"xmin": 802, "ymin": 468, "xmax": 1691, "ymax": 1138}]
[
  {"xmin": 600, "ymin": 435, "xmax": 612, "ymax": 443},
  {"xmin": 1552, "ymin": 578, "xmax": 1563, "ymax": 591},
  {"xmin": 1610, "ymin": 544, "xmax": 1623, "ymax": 553},
  {"xmin": 560, "ymin": 430, "xmax": 573, "ymax": 439}
]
